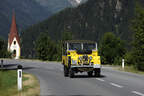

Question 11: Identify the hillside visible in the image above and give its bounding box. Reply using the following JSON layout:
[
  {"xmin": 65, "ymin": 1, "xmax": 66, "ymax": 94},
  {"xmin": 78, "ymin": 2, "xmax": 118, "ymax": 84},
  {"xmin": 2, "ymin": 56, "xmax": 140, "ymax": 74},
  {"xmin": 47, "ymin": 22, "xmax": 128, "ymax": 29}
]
[
  {"xmin": 22, "ymin": 0, "xmax": 135, "ymax": 58},
  {"xmin": 36, "ymin": 0, "xmax": 87, "ymax": 11},
  {"xmin": 0, "ymin": 0, "xmax": 83, "ymax": 39},
  {"xmin": 68, "ymin": 0, "xmax": 88, "ymax": 7},
  {"xmin": 0, "ymin": 0, "xmax": 51, "ymax": 39},
  {"xmin": 36, "ymin": 0, "xmax": 71, "ymax": 13}
]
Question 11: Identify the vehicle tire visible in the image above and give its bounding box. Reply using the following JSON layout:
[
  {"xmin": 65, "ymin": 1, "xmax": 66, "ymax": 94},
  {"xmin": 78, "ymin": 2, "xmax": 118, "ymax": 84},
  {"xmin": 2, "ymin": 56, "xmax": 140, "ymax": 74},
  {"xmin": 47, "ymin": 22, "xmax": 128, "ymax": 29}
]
[
  {"xmin": 64, "ymin": 66, "xmax": 69, "ymax": 77},
  {"xmin": 87, "ymin": 71, "xmax": 93, "ymax": 77},
  {"xmin": 94, "ymin": 68, "xmax": 101, "ymax": 77},
  {"xmin": 68, "ymin": 56, "xmax": 71, "ymax": 69},
  {"xmin": 69, "ymin": 68, "xmax": 74, "ymax": 78}
]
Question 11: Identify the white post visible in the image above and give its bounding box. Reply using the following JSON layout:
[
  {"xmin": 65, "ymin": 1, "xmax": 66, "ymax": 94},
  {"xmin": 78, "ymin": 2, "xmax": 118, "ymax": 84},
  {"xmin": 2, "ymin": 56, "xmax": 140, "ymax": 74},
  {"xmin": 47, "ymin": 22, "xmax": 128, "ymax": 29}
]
[
  {"xmin": 81, "ymin": 43, "xmax": 83, "ymax": 50},
  {"xmin": 96, "ymin": 43, "xmax": 98, "ymax": 50},
  {"xmin": 67, "ymin": 43, "xmax": 69, "ymax": 51},
  {"xmin": 122, "ymin": 59, "xmax": 124, "ymax": 69},
  {"xmin": 17, "ymin": 65, "xmax": 22, "ymax": 91}
]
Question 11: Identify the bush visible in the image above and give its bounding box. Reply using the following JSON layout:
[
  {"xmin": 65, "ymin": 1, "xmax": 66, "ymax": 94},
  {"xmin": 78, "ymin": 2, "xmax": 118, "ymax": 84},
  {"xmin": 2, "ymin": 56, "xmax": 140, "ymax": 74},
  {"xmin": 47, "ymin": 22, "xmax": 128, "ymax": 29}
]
[
  {"xmin": 114, "ymin": 57, "xmax": 122, "ymax": 65},
  {"xmin": 35, "ymin": 33, "xmax": 61, "ymax": 61},
  {"xmin": 124, "ymin": 52, "xmax": 134, "ymax": 66},
  {"xmin": 99, "ymin": 32, "xmax": 126, "ymax": 64},
  {"xmin": 0, "ymin": 37, "xmax": 11, "ymax": 58},
  {"xmin": 130, "ymin": 3, "xmax": 144, "ymax": 71}
]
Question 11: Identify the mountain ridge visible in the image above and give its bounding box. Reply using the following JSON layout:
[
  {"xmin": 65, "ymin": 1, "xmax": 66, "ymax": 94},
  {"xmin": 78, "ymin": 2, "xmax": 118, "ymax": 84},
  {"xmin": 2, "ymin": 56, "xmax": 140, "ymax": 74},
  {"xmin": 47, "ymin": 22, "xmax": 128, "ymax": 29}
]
[
  {"xmin": 22, "ymin": 0, "xmax": 135, "ymax": 58},
  {"xmin": 0, "ymin": 0, "xmax": 51, "ymax": 39},
  {"xmin": 0, "ymin": 0, "xmax": 79, "ymax": 39}
]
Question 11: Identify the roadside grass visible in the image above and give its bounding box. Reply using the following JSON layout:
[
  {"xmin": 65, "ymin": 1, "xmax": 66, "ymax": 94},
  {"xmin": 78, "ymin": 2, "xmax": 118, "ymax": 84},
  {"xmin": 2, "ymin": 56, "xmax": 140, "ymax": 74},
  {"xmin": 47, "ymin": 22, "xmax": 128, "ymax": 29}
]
[
  {"xmin": 19, "ymin": 74, "xmax": 40, "ymax": 96},
  {"xmin": 117, "ymin": 65, "xmax": 144, "ymax": 75},
  {"xmin": 0, "ymin": 70, "xmax": 18, "ymax": 96},
  {"xmin": 103, "ymin": 64, "xmax": 144, "ymax": 75},
  {"xmin": 0, "ymin": 70, "xmax": 40, "ymax": 96}
]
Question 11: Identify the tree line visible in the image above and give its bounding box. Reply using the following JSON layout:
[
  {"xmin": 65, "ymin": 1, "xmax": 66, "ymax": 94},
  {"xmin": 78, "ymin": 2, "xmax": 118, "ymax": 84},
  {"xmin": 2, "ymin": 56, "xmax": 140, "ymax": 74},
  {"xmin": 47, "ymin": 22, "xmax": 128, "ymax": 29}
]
[
  {"xmin": 0, "ymin": 2, "xmax": 143, "ymax": 71},
  {"xmin": 93, "ymin": 3, "xmax": 144, "ymax": 71},
  {"xmin": 21, "ymin": 0, "xmax": 134, "ymax": 58},
  {"xmin": 34, "ymin": 29, "xmax": 73, "ymax": 61},
  {"xmin": 34, "ymin": 3, "xmax": 144, "ymax": 71},
  {"xmin": 0, "ymin": 37, "xmax": 11, "ymax": 58}
]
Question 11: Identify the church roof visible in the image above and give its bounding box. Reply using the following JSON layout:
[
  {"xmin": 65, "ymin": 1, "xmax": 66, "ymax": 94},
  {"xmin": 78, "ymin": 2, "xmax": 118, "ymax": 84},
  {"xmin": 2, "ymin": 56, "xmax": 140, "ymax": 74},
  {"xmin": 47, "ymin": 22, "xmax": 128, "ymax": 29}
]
[{"xmin": 9, "ymin": 11, "xmax": 20, "ymax": 46}]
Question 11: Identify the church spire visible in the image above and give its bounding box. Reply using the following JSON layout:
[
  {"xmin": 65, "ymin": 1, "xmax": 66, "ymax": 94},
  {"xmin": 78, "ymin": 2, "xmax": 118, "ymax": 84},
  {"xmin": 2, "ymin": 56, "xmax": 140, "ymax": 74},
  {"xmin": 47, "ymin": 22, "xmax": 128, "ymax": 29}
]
[
  {"xmin": 10, "ymin": 10, "xmax": 18, "ymax": 35},
  {"xmin": 8, "ymin": 10, "xmax": 21, "ymax": 59},
  {"xmin": 9, "ymin": 10, "xmax": 20, "ymax": 46}
]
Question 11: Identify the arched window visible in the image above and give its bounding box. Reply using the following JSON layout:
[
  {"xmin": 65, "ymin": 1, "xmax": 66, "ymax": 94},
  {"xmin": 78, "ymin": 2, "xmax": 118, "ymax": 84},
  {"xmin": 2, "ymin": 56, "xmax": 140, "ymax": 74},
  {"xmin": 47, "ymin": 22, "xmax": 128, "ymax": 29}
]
[
  {"xmin": 13, "ymin": 50, "xmax": 16, "ymax": 56},
  {"xmin": 14, "ymin": 41, "xmax": 16, "ymax": 45}
]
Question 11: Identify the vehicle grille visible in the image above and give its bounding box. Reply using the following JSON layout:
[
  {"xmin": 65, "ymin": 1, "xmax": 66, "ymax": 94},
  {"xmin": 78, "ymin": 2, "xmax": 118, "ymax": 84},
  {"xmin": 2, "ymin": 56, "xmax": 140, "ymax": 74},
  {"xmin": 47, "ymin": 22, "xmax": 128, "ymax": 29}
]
[
  {"xmin": 82, "ymin": 55, "xmax": 89, "ymax": 65},
  {"xmin": 83, "ymin": 55, "xmax": 88, "ymax": 61}
]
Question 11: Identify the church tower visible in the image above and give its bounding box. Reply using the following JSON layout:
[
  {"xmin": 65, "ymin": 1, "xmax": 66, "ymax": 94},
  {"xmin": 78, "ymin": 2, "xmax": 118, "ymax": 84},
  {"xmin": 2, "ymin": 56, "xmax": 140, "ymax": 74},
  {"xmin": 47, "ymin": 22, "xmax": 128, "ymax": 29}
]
[{"xmin": 8, "ymin": 11, "xmax": 21, "ymax": 59}]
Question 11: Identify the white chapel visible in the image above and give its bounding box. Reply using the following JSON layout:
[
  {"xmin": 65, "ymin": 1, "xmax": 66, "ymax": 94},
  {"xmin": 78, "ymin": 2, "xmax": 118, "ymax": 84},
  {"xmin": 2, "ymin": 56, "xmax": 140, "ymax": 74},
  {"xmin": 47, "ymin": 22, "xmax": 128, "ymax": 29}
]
[{"xmin": 8, "ymin": 11, "xmax": 21, "ymax": 59}]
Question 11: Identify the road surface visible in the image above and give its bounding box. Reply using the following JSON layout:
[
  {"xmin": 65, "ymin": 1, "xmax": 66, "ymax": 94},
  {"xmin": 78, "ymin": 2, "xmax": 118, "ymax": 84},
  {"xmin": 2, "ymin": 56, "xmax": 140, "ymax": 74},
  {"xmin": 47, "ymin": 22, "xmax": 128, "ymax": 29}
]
[{"xmin": 3, "ymin": 59, "xmax": 144, "ymax": 96}]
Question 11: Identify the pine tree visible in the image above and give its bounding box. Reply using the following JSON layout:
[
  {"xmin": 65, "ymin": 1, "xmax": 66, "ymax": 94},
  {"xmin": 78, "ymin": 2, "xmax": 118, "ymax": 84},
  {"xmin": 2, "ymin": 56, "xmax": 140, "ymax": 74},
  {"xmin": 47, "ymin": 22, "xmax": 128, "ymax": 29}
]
[
  {"xmin": 35, "ymin": 33, "xmax": 55, "ymax": 61},
  {"xmin": 62, "ymin": 28, "xmax": 73, "ymax": 41},
  {"xmin": 0, "ymin": 37, "xmax": 11, "ymax": 58},
  {"xmin": 131, "ymin": 4, "xmax": 144, "ymax": 70},
  {"xmin": 99, "ymin": 32, "xmax": 125, "ymax": 64}
]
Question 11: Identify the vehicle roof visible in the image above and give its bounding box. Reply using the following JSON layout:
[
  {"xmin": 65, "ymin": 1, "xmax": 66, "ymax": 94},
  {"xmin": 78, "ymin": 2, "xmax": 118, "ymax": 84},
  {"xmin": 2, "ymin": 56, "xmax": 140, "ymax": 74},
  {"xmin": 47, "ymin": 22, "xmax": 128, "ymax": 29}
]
[{"xmin": 63, "ymin": 40, "xmax": 96, "ymax": 44}]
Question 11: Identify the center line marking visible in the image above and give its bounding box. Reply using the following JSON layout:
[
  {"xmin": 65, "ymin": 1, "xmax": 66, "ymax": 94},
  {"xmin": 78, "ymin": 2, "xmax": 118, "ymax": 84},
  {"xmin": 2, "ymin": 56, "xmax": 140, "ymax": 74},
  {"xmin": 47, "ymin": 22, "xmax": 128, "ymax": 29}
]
[
  {"xmin": 132, "ymin": 91, "xmax": 144, "ymax": 96},
  {"xmin": 96, "ymin": 78, "xmax": 105, "ymax": 82},
  {"xmin": 110, "ymin": 83, "xmax": 123, "ymax": 88}
]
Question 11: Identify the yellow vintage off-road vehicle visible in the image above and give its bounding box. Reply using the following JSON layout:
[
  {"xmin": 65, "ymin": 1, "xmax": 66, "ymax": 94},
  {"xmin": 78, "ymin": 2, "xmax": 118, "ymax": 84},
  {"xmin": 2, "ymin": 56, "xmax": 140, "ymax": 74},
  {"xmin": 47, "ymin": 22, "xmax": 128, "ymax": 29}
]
[{"xmin": 62, "ymin": 40, "xmax": 101, "ymax": 78}]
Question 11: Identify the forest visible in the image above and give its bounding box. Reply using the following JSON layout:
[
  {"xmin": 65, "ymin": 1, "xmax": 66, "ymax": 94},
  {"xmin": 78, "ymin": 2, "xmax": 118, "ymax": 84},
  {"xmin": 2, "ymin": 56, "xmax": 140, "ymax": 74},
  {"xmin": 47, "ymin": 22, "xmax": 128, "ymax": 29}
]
[{"xmin": 0, "ymin": 0, "xmax": 144, "ymax": 71}]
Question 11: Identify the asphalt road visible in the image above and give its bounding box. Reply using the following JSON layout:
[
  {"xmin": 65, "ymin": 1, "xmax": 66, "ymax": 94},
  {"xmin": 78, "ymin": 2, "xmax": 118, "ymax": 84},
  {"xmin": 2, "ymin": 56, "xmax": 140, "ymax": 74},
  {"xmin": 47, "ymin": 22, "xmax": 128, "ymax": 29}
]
[{"xmin": 2, "ymin": 59, "xmax": 144, "ymax": 96}]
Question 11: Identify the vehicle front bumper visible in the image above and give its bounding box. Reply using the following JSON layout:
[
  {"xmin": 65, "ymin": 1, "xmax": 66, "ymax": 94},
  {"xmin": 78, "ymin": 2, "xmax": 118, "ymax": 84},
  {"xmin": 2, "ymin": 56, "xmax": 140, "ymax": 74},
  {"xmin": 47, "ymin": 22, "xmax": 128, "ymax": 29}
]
[{"xmin": 71, "ymin": 64, "xmax": 101, "ymax": 68}]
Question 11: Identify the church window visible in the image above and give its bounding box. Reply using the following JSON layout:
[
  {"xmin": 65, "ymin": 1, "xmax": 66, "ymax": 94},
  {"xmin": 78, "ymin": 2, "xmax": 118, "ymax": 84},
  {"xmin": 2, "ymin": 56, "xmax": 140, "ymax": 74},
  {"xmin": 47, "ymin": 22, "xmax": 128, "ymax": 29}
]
[
  {"xmin": 13, "ymin": 50, "xmax": 16, "ymax": 57},
  {"xmin": 14, "ymin": 41, "xmax": 16, "ymax": 45},
  {"xmin": 13, "ymin": 50, "xmax": 16, "ymax": 54}
]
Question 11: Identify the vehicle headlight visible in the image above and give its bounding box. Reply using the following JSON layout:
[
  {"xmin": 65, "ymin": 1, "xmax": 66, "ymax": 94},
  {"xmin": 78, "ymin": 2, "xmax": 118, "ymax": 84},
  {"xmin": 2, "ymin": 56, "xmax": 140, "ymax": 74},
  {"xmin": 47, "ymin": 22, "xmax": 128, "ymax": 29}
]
[
  {"xmin": 72, "ymin": 59, "xmax": 77, "ymax": 64},
  {"xmin": 78, "ymin": 56, "xmax": 82, "ymax": 60},
  {"xmin": 89, "ymin": 56, "xmax": 92, "ymax": 60}
]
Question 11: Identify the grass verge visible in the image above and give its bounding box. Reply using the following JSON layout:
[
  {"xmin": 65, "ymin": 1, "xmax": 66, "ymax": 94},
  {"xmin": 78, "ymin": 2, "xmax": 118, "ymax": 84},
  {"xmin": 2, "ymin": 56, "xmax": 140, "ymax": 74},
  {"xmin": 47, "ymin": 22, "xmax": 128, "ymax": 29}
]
[
  {"xmin": 103, "ymin": 64, "xmax": 144, "ymax": 75},
  {"xmin": 117, "ymin": 65, "xmax": 144, "ymax": 75},
  {"xmin": 0, "ymin": 70, "xmax": 40, "ymax": 96}
]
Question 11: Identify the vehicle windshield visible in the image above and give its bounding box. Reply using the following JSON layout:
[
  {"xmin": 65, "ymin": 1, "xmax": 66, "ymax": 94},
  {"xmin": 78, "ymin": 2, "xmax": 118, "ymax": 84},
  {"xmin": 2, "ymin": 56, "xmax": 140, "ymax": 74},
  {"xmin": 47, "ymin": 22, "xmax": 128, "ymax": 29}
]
[
  {"xmin": 83, "ymin": 43, "xmax": 96, "ymax": 50},
  {"xmin": 69, "ymin": 43, "xmax": 81, "ymax": 50},
  {"xmin": 69, "ymin": 43, "xmax": 96, "ymax": 50}
]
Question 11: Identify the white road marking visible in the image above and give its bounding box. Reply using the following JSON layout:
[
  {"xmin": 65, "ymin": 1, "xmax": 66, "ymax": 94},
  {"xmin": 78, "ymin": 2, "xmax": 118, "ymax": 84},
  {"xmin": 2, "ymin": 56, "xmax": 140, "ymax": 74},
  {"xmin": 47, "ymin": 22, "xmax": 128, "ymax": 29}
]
[
  {"xmin": 132, "ymin": 91, "xmax": 144, "ymax": 96},
  {"xmin": 110, "ymin": 83, "xmax": 123, "ymax": 88},
  {"xmin": 96, "ymin": 78, "xmax": 105, "ymax": 82}
]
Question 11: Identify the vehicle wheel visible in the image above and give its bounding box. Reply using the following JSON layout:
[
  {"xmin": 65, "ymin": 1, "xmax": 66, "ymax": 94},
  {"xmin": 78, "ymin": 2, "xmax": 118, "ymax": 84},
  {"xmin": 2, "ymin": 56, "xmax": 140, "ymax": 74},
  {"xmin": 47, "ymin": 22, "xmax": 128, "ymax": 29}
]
[
  {"xmin": 69, "ymin": 69, "xmax": 74, "ymax": 78},
  {"xmin": 64, "ymin": 66, "xmax": 69, "ymax": 77},
  {"xmin": 87, "ymin": 71, "xmax": 93, "ymax": 77},
  {"xmin": 94, "ymin": 68, "xmax": 101, "ymax": 77}
]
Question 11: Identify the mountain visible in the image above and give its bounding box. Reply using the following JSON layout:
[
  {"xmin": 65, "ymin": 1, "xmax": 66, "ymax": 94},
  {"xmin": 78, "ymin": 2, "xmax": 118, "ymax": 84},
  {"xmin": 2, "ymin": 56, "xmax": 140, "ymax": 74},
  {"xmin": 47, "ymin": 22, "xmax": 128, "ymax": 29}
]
[
  {"xmin": 1, "ymin": 0, "xmax": 85, "ymax": 39},
  {"xmin": 68, "ymin": 0, "xmax": 87, "ymax": 7},
  {"xmin": 22, "ymin": 0, "xmax": 136, "ymax": 58},
  {"xmin": 36, "ymin": 0, "xmax": 88, "ymax": 12},
  {"xmin": 35, "ymin": 0, "xmax": 71, "ymax": 13},
  {"xmin": 0, "ymin": 0, "xmax": 51, "ymax": 39}
]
